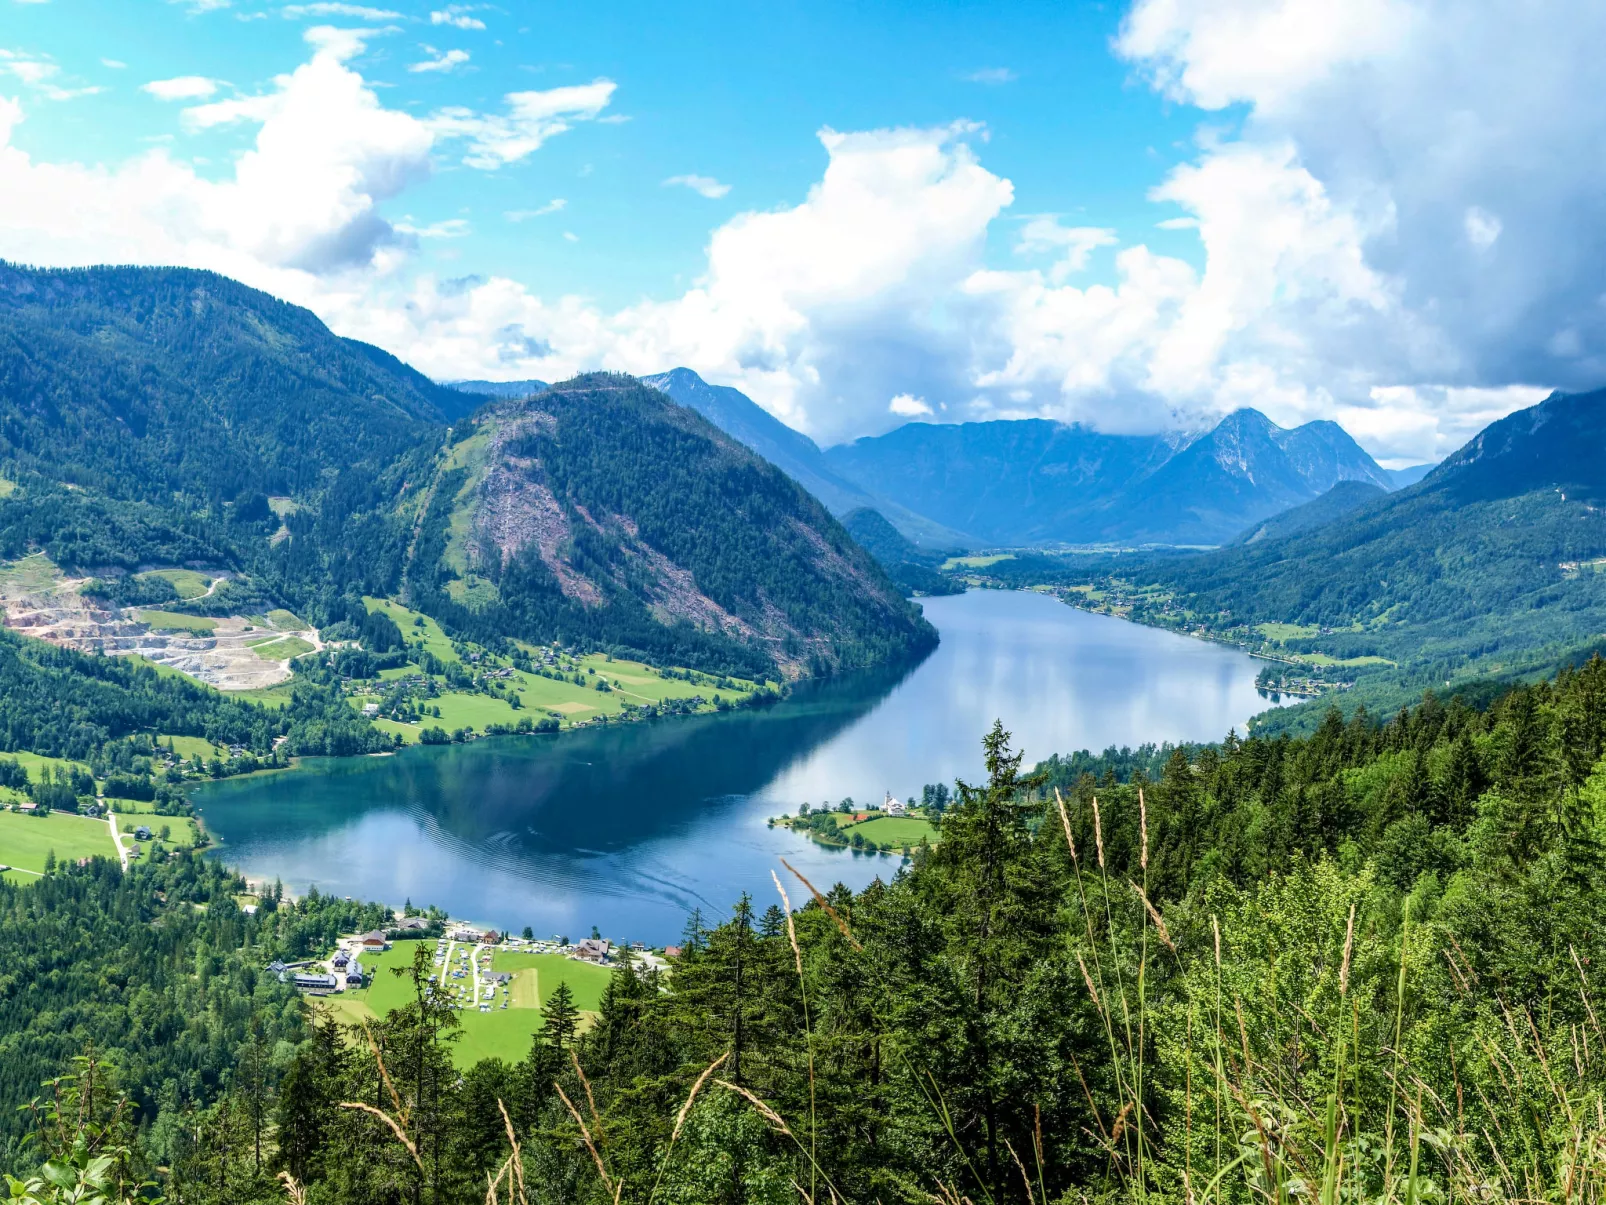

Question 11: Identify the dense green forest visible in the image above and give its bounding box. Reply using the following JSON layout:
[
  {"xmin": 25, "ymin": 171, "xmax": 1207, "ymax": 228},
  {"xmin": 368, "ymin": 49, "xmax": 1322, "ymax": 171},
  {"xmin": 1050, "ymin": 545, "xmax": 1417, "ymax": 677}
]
[
  {"xmin": 0, "ymin": 623, "xmax": 386, "ymax": 760},
  {"xmin": 402, "ymin": 378, "xmax": 935, "ymax": 678},
  {"xmin": 839, "ymin": 508, "xmax": 964, "ymax": 597},
  {"xmin": 11, "ymin": 660, "xmax": 1606, "ymax": 1203},
  {"xmin": 0, "ymin": 265, "xmax": 932, "ymax": 687}
]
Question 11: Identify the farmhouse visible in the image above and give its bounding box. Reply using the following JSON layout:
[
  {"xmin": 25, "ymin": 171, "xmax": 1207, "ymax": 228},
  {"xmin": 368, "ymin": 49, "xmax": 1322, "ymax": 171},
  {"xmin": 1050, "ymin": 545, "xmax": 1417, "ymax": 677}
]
[
  {"xmin": 574, "ymin": 938, "xmax": 611, "ymax": 962},
  {"xmin": 360, "ymin": 931, "xmax": 389, "ymax": 951}
]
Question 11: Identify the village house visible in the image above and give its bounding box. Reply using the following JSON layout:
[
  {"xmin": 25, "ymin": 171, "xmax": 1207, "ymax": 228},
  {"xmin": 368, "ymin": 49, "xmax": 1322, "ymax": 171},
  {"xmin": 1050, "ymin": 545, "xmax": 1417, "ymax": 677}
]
[
  {"xmin": 574, "ymin": 938, "xmax": 611, "ymax": 962},
  {"xmin": 293, "ymin": 971, "xmax": 338, "ymax": 994},
  {"xmin": 360, "ymin": 930, "xmax": 389, "ymax": 951},
  {"xmin": 346, "ymin": 959, "xmax": 364, "ymax": 985}
]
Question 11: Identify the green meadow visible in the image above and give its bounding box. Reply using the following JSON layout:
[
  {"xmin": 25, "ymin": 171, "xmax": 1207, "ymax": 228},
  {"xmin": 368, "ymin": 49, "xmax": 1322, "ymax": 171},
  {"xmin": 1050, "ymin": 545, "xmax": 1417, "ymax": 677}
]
[{"xmin": 321, "ymin": 940, "xmax": 614, "ymax": 1067}]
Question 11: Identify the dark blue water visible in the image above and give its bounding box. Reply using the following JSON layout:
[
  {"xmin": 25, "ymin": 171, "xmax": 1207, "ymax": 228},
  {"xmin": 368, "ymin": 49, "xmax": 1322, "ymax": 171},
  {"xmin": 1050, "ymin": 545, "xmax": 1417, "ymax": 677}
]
[{"xmin": 197, "ymin": 591, "xmax": 1275, "ymax": 943}]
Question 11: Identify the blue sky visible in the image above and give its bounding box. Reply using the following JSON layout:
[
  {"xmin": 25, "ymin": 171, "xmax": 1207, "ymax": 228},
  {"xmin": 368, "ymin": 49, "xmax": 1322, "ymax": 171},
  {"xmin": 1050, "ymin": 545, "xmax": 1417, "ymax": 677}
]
[
  {"xmin": 0, "ymin": 0, "xmax": 1599, "ymax": 463},
  {"xmin": 4, "ymin": 0, "xmax": 1206, "ymax": 307}
]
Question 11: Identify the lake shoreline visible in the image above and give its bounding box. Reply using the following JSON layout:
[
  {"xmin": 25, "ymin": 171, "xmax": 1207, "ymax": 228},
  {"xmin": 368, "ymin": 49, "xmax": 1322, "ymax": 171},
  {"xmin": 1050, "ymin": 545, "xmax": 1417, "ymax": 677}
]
[{"xmin": 192, "ymin": 590, "xmax": 1277, "ymax": 944}]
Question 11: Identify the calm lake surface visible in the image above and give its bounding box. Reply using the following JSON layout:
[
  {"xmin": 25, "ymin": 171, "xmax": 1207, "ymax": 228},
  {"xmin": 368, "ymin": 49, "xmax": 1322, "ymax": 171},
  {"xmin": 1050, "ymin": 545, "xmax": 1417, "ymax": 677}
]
[{"xmin": 198, "ymin": 590, "xmax": 1277, "ymax": 943}]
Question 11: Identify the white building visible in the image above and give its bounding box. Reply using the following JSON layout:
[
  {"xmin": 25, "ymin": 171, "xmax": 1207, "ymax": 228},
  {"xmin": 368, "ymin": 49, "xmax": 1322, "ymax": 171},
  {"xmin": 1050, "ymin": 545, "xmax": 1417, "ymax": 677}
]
[{"xmin": 883, "ymin": 791, "xmax": 907, "ymax": 816}]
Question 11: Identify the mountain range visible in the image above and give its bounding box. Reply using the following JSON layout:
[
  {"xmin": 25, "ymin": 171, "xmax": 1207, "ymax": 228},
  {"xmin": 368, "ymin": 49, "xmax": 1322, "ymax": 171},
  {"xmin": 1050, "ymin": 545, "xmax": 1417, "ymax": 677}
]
[
  {"xmin": 640, "ymin": 369, "xmax": 975, "ymax": 548},
  {"xmin": 821, "ymin": 406, "xmax": 1397, "ymax": 546},
  {"xmin": 1115, "ymin": 385, "xmax": 1606, "ymax": 707},
  {"xmin": 627, "ymin": 367, "xmax": 1411, "ymax": 548},
  {"xmin": 0, "ymin": 263, "xmax": 933, "ymax": 681}
]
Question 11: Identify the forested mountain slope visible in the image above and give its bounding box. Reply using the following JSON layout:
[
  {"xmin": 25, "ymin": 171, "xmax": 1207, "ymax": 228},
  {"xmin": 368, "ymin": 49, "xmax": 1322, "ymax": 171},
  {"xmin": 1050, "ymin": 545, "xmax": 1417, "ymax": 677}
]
[
  {"xmin": 0, "ymin": 265, "xmax": 933, "ymax": 686},
  {"xmin": 0, "ymin": 262, "xmax": 459, "ymax": 502},
  {"xmin": 10, "ymin": 669, "xmax": 1606, "ymax": 1204},
  {"xmin": 399, "ymin": 375, "xmax": 935, "ymax": 678},
  {"xmin": 823, "ymin": 407, "xmax": 1393, "ymax": 546},
  {"xmin": 839, "ymin": 507, "xmax": 964, "ymax": 596},
  {"xmin": 1232, "ymin": 478, "xmax": 1388, "ymax": 544}
]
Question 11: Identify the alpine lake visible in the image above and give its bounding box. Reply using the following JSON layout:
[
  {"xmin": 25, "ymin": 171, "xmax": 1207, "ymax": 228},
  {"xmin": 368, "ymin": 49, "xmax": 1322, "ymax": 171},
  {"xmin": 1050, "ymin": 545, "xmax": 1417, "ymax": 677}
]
[{"xmin": 197, "ymin": 590, "xmax": 1282, "ymax": 944}]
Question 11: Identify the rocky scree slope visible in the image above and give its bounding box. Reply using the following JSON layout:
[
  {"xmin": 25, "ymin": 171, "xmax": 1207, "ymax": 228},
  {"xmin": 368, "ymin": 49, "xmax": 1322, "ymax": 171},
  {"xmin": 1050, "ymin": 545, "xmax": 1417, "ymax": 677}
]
[{"xmin": 400, "ymin": 374, "xmax": 937, "ymax": 680}]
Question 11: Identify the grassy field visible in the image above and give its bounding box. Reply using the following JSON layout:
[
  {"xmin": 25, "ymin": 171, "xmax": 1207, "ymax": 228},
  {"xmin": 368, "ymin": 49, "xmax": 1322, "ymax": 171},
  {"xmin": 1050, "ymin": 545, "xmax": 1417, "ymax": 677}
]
[
  {"xmin": 359, "ymin": 597, "xmax": 764, "ymax": 740},
  {"xmin": 364, "ymin": 597, "xmax": 458, "ymax": 664},
  {"xmin": 325, "ymin": 941, "xmax": 614, "ymax": 1066},
  {"xmin": 160, "ymin": 735, "xmax": 230, "ymax": 760},
  {"xmin": 0, "ymin": 809, "xmax": 116, "ymax": 877},
  {"xmin": 111, "ymin": 810, "xmax": 202, "ymax": 849},
  {"xmin": 227, "ymin": 684, "xmax": 296, "ymax": 708},
  {"xmin": 1255, "ymin": 622, "xmax": 1320, "ymax": 642},
  {"xmin": 943, "ymin": 553, "xmax": 1015, "ymax": 570},
  {"xmin": 5, "ymin": 750, "xmax": 93, "ymax": 781},
  {"xmin": 253, "ymin": 636, "xmax": 315, "ymax": 661},
  {"xmin": 138, "ymin": 568, "xmax": 213, "ymax": 599},
  {"xmin": 0, "ymin": 553, "xmax": 65, "ymax": 596},
  {"xmin": 1302, "ymin": 652, "xmax": 1397, "ymax": 668},
  {"xmin": 267, "ymin": 609, "xmax": 305, "ymax": 630},
  {"xmin": 845, "ymin": 815, "xmax": 938, "ymax": 846},
  {"xmin": 139, "ymin": 610, "xmax": 217, "ymax": 633}
]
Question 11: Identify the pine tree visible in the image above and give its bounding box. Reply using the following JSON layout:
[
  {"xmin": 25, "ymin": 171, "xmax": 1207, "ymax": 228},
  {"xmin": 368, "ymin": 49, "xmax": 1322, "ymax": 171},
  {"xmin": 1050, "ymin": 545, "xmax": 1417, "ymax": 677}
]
[{"xmin": 542, "ymin": 981, "xmax": 580, "ymax": 1049}]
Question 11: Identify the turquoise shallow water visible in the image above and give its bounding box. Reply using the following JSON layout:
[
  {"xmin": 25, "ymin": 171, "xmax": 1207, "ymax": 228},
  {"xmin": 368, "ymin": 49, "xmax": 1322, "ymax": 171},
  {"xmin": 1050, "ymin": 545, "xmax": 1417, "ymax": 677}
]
[{"xmin": 196, "ymin": 590, "xmax": 1277, "ymax": 944}]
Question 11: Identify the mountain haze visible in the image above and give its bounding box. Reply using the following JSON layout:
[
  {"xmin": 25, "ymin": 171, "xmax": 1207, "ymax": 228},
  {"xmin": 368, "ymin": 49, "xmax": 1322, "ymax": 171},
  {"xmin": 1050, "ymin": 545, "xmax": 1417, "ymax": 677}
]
[
  {"xmin": 823, "ymin": 408, "xmax": 1393, "ymax": 546},
  {"xmin": 643, "ymin": 368, "xmax": 975, "ymax": 547}
]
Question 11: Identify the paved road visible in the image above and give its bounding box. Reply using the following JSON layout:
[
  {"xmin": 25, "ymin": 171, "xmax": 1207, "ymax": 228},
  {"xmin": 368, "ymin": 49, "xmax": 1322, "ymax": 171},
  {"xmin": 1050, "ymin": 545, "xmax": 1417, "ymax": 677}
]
[{"xmin": 105, "ymin": 809, "xmax": 129, "ymax": 871}]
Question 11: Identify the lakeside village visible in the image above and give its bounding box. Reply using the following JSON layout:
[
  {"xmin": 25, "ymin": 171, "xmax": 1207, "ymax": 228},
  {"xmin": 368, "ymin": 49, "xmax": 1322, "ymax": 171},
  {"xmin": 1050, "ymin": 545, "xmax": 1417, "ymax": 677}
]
[
  {"xmin": 269, "ymin": 913, "xmax": 677, "ymax": 1003},
  {"xmin": 768, "ymin": 784, "xmax": 948, "ymax": 855}
]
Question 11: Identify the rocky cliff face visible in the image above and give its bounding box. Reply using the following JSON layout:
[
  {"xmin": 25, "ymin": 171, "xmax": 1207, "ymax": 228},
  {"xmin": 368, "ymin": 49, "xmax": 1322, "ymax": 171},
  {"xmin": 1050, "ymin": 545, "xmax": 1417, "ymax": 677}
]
[{"xmin": 403, "ymin": 375, "xmax": 936, "ymax": 679}]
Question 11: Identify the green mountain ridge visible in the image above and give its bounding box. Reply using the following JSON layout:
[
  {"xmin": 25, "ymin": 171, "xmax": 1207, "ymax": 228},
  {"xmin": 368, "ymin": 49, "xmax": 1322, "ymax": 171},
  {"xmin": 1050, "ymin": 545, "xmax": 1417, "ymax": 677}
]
[
  {"xmin": 398, "ymin": 376, "xmax": 935, "ymax": 678},
  {"xmin": 1055, "ymin": 385, "xmax": 1606, "ymax": 727},
  {"xmin": 0, "ymin": 263, "xmax": 934, "ymax": 691}
]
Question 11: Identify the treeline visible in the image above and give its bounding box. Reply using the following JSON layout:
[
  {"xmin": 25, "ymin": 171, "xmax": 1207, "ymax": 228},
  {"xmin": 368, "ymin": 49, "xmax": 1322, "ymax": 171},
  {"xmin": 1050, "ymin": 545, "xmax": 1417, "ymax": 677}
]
[
  {"xmin": 15, "ymin": 659, "xmax": 1606, "ymax": 1201},
  {"xmin": 0, "ymin": 625, "xmax": 390, "ymax": 761}
]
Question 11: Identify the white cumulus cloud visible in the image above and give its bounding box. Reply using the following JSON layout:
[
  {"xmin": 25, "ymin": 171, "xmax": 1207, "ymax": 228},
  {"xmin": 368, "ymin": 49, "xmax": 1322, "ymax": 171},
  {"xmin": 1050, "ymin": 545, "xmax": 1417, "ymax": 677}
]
[
  {"xmin": 663, "ymin": 174, "xmax": 730, "ymax": 199},
  {"xmin": 283, "ymin": 3, "xmax": 403, "ymax": 18},
  {"xmin": 142, "ymin": 75, "xmax": 219, "ymax": 101},
  {"xmin": 505, "ymin": 199, "xmax": 565, "ymax": 220},
  {"xmin": 427, "ymin": 80, "xmax": 615, "ymax": 169},
  {"xmin": 409, "ymin": 46, "xmax": 468, "ymax": 73},
  {"xmin": 430, "ymin": 5, "xmax": 484, "ymax": 29},
  {"xmin": 889, "ymin": 394, "xmax": 934, "ymax": 417}
]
